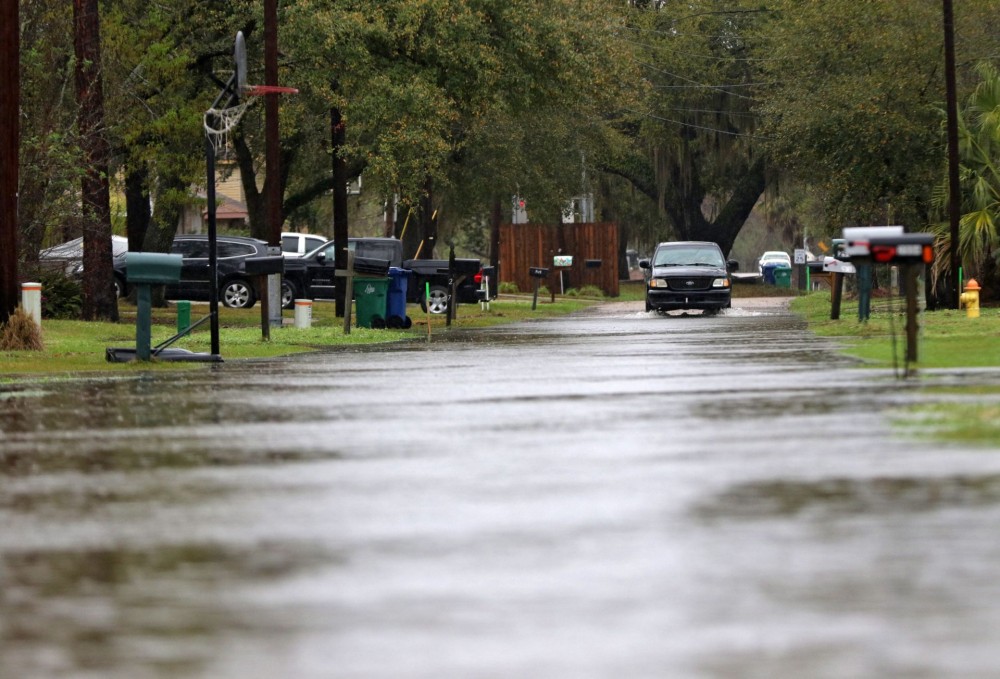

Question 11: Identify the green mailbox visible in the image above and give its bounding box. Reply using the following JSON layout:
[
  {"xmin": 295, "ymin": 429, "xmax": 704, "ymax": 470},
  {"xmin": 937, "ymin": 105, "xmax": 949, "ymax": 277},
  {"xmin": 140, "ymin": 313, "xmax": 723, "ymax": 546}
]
[
  {"xmin": 126, "ymin": 252, "xmax": 182, "ymax": 284},
  {"xmin": 125, "ymin": 252, "xmax": 183, "ymax": 361}
]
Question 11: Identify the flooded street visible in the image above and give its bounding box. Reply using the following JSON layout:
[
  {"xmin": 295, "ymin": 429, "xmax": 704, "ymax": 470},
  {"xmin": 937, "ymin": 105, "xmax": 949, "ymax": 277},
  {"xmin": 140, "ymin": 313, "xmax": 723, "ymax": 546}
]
[{"xmin": 3, "ymin": 299, "xmax": 1000, "ymax": 678}]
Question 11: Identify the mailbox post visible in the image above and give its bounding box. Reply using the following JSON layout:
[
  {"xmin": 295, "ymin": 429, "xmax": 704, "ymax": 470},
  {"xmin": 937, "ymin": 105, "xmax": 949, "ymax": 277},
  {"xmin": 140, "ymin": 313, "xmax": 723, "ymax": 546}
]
[
  {"xmin": 529, "ymin": 267, "xmax": 549, "ymax": 310},
  {"xmin": 844, "ymin": 228, "xmax": 934, "ymax": 364},
  {"xmin": 124, "ymin": 252, "xmax": 183, "ymax": 361},
  {"xmin": 244, "ymin": 254, "xmax": 285, "ymax": 340}
]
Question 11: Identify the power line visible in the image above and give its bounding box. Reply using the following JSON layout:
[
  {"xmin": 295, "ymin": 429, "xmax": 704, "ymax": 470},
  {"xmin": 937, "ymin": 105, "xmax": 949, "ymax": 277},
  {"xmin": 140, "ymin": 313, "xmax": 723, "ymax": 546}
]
[{"xmin": 627, "ymin": 108, "xmax": 769, "ymax": 139}]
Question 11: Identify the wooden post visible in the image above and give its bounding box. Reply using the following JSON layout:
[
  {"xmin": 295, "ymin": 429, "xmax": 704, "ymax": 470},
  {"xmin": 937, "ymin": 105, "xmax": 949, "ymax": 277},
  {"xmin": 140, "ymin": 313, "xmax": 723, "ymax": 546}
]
[
  {"xmin": 904, "ymin": 264, "xmax": 920, "ymax": 363},
  {"xmin": 830, "ymin": 272, "xmax": 844, "ymax": 320},
  {"xmin": 339, "ymin": 250, "xmax": 354, "ymax": 334}
]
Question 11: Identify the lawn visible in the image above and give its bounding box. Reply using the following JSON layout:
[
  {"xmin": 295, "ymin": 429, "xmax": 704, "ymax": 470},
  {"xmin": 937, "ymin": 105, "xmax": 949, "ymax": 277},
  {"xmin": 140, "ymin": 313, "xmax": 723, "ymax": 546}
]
[
  {"xmin": 790, "ymin": 291, "xmax": 1000, "ymax": 369},
  {"xmin": 791, "ymin": 290, "xmax": 1000, "ymax": 446},
  {"xmin": 0, "ymin": 295, "xmax": 598, "ymax": 377}
]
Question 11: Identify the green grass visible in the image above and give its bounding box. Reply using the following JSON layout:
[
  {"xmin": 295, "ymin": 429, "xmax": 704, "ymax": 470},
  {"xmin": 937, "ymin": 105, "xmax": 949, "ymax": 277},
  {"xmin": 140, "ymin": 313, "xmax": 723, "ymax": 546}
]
[
  {"xmin": 896, "ymin": 402, "xmax": 1000, "ymax": 445},
  {"xmin": 790, "ymin": 291, "xmax": 1000, "ymax": 369},
  {"xmin": 0, "ymin": 295, "xmax": 598, "ymax": 377}
]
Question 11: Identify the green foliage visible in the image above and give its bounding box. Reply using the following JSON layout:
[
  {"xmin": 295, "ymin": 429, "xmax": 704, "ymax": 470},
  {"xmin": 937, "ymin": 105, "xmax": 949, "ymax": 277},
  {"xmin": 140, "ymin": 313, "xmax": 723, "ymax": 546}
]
[
  {"xmin": 755, "ymin": 0, "xmax": 1000, "ymax": 229},
  {"xmin": 498, "ymin": 281, "xmax": 520, "ymax": 294},
  {"xmin": 930, "ymin": 62, "xmax": 1000, "ymax": 280},
  {"xmin": 566, "ymin": 285, "xmax": 604, "ymax": 298},
  {"xmin": 38, "ymin": 271, "xmax": 83, "ymax": 320}
]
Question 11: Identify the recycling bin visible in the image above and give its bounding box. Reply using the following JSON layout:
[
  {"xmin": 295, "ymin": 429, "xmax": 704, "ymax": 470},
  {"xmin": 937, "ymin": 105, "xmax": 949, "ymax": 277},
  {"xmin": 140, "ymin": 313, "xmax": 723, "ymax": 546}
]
[
  {"xmin": 352, "ymin": 276, "xmax": 389, "ymax": 329},
  {"xmin": 773, "ymin": 267, "xmax": 792, "ymax": 289},
  {"xmin": 386, "ymin": 267, "xmax": 412, "ymax": 329},
  {"xmin": 761, "ymin": 262, "xmax": 779, "ymax": 285}
]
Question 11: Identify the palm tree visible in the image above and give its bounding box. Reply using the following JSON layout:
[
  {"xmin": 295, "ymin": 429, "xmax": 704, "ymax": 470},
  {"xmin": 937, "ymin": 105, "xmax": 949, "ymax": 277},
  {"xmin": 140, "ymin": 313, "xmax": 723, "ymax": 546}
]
[{"xmin": 931, "ymin": 62, "xmax": 1000, "ymax": 283}]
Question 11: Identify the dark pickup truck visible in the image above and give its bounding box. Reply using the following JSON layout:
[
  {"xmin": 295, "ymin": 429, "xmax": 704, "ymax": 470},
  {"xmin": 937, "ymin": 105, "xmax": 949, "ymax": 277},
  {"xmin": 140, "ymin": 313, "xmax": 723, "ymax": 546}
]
[
  {"xmin": 404, "ymin": 257, "xmax": 494, "ymax": 314},
  {"xmin": 282, "ymin": 237, "xmax": 496, "ymax": 314}
]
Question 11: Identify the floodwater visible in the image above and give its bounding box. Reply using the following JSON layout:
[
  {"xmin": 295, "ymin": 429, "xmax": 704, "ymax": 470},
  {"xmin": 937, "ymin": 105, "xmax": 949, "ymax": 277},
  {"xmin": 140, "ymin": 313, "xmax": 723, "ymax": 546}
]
[{"xmin": 3, "ymin": 300, "xmax": 1000, "ymax": 678}]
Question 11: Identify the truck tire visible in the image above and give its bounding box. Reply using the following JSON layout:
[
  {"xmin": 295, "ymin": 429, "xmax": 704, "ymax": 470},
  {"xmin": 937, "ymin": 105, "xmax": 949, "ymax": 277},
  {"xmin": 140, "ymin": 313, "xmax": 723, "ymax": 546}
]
[
  {"xmin": 281, "ymin": 279, "xmax": 298, "ymax": 310},
  {"xmin": 421, "ymin": 285, "xmax": 449, "ymax": 314}
]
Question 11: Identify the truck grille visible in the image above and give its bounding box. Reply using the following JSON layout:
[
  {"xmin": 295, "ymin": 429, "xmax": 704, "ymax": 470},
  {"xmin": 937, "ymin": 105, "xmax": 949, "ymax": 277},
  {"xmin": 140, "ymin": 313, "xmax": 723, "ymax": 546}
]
[{"xmin": 666, "ymin": 277, "xmax": 712, "ymax": 291}]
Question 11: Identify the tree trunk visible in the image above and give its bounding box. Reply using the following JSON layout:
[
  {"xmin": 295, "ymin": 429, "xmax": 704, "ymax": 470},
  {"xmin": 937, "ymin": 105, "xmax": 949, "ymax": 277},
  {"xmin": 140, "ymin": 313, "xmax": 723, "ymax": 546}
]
[
  {"xmin": 331, "ymin": 102, "xmax": 348, "ymax": 317},
  {"xmin": 73, "ymin": 0, "xmax": 117, "ymax": 321},
  {"xmin": 125, "ymin": 163, "xmax": 150, "ymax": 252},
  {"xmin": 0, "ymin": 0, "xmax": 18, "ymax": 323},
  {"xmin": 489, "ymin": 196, "xmax": 501, "ymax": 274}
]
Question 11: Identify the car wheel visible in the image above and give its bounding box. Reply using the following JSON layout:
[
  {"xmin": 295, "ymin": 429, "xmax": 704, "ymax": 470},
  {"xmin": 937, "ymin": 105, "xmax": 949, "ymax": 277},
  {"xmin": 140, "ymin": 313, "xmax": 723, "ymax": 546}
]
[
  {"xmin": 113, "ymin": 276, "xmax": 126, "ymax": 299},
  {"xmin": 281, "ymin": 279, "xmax": 298, "ymax": 310},
  {"xmin": 645, "ymin": 298, "xmax": 652, "ymax": 313},
  {"xmin": 221, "ymin": 279, "xmax": 256, "ymax": 309},
  {"xmin": 421, "ymin": 285, "xmax": 449, "ymax": 314}
]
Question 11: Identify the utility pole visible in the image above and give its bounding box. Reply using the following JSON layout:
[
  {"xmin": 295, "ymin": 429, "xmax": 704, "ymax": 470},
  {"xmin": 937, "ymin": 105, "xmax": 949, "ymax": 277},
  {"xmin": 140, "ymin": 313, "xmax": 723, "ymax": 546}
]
[
  {"xmin": 262, "ymin": 0, "xmax": 281, "ymax": 337},
  {"xmin": 0, "ymin": 0, "xmax": 18, "ymax": 323},
  {"xmin": 942, "ymin": 0, "xmax": 961, "ymax": 309}
]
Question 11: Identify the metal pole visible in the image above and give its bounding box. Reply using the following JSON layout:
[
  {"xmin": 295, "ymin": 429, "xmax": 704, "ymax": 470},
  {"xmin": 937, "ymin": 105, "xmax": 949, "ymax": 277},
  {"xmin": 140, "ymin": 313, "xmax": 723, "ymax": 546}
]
[
  {"xmin": 205, "ymin": 134, "xmax": 221, "ymax": 357},
  {"xmin": 943, "ymin": 0, "xmax": 962, "ymax": 309}
]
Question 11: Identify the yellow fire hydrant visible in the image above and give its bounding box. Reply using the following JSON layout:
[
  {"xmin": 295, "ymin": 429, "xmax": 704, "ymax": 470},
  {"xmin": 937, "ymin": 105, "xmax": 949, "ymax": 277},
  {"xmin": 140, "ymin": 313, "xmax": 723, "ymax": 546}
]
[{"xmin": 960, "ymin": 278, "xmax": 981, "ymax": 318}]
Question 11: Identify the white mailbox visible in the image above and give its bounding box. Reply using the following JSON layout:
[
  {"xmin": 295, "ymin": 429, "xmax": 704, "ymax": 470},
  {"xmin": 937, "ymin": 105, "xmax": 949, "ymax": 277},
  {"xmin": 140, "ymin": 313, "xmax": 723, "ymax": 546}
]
[{"xmin": 842, "ymin": 226, "xmax": 905, "ymax": 259}]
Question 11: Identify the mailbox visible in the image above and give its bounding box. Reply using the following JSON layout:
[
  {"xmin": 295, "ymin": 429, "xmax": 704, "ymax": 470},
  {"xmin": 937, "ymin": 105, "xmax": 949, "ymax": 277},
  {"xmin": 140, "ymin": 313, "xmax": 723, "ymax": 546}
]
[
  {"xmin": 842, "ymin": 226, "xmax": 905, "ymax": 259},
  {"xmin": 529, "ymin": 267, "xmax": 550, "ymax": 278},
  {"xmin": 553, "ymin": 255, "xmax": 573, "ymax": 267},
  {"xmin": 585, "ymin": 259, "xmax": 602, "ymax": 268},
  {"xmin": 125, "ymin": 252, "xmax": 182, "ymax": 284},
  {"xmin": 867, "ymin": 233, "xmax": 935, "ymax": 264},
  {"xmin": 243, "ymin": 255, "xmax": 285, "ymax": 276}
]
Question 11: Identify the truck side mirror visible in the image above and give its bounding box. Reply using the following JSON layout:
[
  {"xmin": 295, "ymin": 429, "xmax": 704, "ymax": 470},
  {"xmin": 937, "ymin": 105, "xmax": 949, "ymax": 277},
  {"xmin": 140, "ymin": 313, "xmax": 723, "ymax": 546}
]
[{"xmin": 639, "ymin": 259, "xmax": 650, "ymax": 269}]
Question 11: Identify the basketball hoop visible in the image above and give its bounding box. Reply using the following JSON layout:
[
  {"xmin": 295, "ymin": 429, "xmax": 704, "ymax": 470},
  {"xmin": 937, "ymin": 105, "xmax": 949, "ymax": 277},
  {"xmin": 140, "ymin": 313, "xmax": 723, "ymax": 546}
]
[{"xmin": 203, "ymin": 84, "xmax": 299, "ymax": 155}]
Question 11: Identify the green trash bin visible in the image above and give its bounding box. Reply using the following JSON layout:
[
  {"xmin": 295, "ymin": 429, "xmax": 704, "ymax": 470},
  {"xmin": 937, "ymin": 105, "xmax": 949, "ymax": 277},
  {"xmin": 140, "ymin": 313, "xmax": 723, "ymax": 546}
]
[
  {"xmin": 352, "ymin": 277, "xmax": 389, "ymax": 328},
  {"xmin": 774, "ymin": 267, "xmax": 792, "ymax": 289}
]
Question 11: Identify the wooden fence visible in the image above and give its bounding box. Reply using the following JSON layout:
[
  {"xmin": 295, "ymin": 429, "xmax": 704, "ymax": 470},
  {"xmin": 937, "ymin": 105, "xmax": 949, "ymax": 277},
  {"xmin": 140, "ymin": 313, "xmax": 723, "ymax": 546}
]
[{"xmin": 498, "ymin": 222, "xmax": 620, "ymax": 297}]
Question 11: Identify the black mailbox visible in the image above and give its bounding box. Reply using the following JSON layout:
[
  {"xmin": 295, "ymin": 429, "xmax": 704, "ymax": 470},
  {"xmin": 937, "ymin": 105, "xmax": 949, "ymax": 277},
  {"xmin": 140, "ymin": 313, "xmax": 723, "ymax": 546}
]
[
  {"xmin": 243, "ymin": 256, "xmax": 285, "ymax": 276},
  {"xmin": 867, "ymin": 233, "xmax": 935, "ymax": 264},
  {"xmin": 529, "ymin": 267, "xmax": 549, "ymax": 278},
  {"xmin": 585, "ymin": 259, "xmax": 602, "ymax": 268}
]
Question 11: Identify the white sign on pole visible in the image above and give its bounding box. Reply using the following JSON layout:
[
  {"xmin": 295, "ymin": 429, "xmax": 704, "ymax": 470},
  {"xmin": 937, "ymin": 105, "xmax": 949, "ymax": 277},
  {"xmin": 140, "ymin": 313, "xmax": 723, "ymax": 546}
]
[{"xmin": 793, "ymin": 249, "xmax": 807, "ymax": 265}]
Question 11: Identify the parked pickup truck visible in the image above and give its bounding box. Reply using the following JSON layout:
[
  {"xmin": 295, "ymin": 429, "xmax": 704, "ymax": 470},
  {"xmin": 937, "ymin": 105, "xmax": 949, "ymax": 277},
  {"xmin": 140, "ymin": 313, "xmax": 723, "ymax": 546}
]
[
  {"xmin": 404, "ymin": 257, "xmax": 495, "ymax": 314},
  {"xmin": 281, "ymin": 237, "xmax": 496, "ymax": 314}
]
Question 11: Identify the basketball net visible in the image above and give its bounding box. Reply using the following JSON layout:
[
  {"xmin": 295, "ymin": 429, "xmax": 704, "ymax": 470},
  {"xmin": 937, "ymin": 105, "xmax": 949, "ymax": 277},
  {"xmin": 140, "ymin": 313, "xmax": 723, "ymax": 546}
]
[
  {"xmin": 204, "ymin": 95, "xmax": 256, "ymax": 156},
  {"xmin": 203, "ymin": 85, "xmax": 297, "ymax": 156}
]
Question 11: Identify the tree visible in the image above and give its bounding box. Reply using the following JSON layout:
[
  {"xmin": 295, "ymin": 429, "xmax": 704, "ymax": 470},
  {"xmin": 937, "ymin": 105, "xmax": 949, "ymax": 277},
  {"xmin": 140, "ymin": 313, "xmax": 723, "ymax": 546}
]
[
  {"xmin": 607, "ymin": 1, "xmax": 773, "ymax": 255},
  {"xmin": 754, "ymin": 0, "xmax": 1000, "ymax": 235},
  {"xmin": 0, "ymin": 0, "xmax": 18, "ymax": 324},
  {"xmin": 930, "ymin": 62, "xmax": 1000, "ymax": 290},
  {"xmin": 73, "ymin": 0, "xmax": 118, "ymax": 321}
]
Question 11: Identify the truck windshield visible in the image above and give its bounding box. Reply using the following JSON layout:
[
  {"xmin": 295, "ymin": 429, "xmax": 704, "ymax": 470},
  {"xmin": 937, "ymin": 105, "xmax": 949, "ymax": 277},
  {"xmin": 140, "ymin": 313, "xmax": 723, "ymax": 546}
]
[{"xmin": 654, "ymin": 246, "xmax": 724, "ymax": 268}]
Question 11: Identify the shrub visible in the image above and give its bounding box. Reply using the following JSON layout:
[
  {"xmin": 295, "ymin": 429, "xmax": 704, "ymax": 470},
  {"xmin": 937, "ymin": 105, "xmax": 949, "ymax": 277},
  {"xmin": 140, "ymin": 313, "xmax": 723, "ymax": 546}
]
[
  {"xmin": 566, "ymin": 285, "xmax": 604, "ymax": 298},
  {"xmin": 0, "ymin": 307, "xmax": 44, "ymax": 351},
  {"xmin": 37, "ymin": 270, "xmax": 83, "ymax": 319},
  {"xmin": 498, "ymin": 281, "xmax": 520, "ymax": 294}
]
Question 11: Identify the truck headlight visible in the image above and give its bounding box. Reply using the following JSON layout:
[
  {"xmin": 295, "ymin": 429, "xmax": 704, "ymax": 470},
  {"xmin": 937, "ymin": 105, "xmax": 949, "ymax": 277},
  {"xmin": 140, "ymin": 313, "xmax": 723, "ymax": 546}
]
[
  {"xmin": 712, "ymin": 278, "xmax": 730, "ymax": 288},
  {"xmin": 649, "ymin": 279, "xmax": 669, "ymax": 288}
]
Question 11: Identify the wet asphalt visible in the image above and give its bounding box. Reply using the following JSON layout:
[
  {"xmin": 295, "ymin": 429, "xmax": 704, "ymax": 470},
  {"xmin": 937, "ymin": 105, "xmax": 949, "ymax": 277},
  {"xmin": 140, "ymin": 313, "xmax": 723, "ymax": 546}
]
[{"xmin": 2, "ymin": 300, "xmax": 1000, "ymax": 678}]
